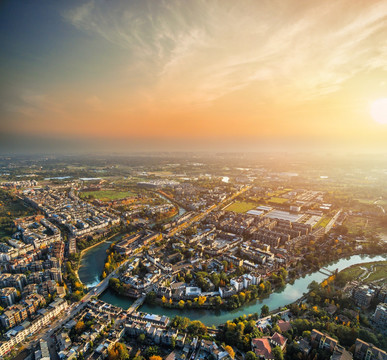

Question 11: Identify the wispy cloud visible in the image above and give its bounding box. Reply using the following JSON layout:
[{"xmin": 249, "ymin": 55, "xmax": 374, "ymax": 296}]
[{"xmin": 63, "ymin": 0, "xmax": 387, "ymax": 107}]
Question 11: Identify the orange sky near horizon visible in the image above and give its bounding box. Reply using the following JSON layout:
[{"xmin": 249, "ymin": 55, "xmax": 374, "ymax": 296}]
[{"xmin": 1, "ymin": 0, "xmax": 387, "ymax": 152}]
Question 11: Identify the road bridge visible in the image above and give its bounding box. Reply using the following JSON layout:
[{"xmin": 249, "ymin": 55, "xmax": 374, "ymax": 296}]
[{"xmin": 127, "ymin": 295, "xmax": 146, "ymax": 314}]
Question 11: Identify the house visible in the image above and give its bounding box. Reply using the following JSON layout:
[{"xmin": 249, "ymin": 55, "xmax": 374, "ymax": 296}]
[
  {"xmin": 252, "ymin": 338, "xmax": 274, "ymax": 359},
  {"xmin": 373, "ymin": 303, "xmax": 387, "ymax": 328},
  {"xmin": 270, "ymin": 332, "xmax": 287, "ymax": 350},
  {"xmin": 298, "ymin": 338, "xmax": 312, "ymax": 355},
  {"xmin": 354, "ymin": 339, "xmax": 387, "ymax": 360},
  {"xmin": 277, "ymin": 320, "xmax": 292, "ymax": 333},
  {"xmin": 331, "ymin": 345, "xmax": 353, "ymax": 360},
  {"xmin": 311, "ymin": 329, "xmax": 338, "ymax": 352}
]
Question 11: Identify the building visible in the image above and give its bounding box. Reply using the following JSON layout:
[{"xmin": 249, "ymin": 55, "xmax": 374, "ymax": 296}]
[
  {"xmin": 373, "ymin": 303, "xmax": 387, "ymax": 328},
  {"xmin": 251, "ymin": 333, "xmax": 287, "ymax": 359},
  {"xmin": 0, "ymin": 299, "xmax": 68, "ymax": 357},
  {"xmin": 353, "ymin": 285, "xmax": 375, "ymax": 308},
  {"xmin": 331, "ymin": 345, "xmax": 353, "ymax": 360},
  {"xmin": 311, "ymin": 329, "xmax": 338, "ymax": 352},
  {"xmin": 0, "ymin": 288, "xmax": 17, "ymax": 307},
  {"xmin": 354, "ymin": 339, "xmax": 387, "ymax": 360},
  {"xmin": 251, "ymin": 338, "xmax": 273, "ymax": 359}
]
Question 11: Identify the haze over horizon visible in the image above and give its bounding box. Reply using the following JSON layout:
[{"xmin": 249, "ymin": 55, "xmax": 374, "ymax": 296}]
[{"xmin": 1, "ymin": 0, "xmax": 387, "ymax": 153}]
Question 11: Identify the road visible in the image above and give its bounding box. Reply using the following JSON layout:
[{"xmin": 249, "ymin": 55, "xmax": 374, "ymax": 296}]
[
  {"xmin": 25, "ymin": 186, "xmax": 252, "ymax": 353},
  {"xmin": 166, "ymin": 185, "xmax": 251, "ymax": 237},
  {"xmin": 25, "ymin": 258, "xmax": 131, "ymax": 354}
]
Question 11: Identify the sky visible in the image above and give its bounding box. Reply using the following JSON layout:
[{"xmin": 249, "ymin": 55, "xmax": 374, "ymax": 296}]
[{"xmin": 1, "ymin": 0, "xmax": 387, "ymax": 153}]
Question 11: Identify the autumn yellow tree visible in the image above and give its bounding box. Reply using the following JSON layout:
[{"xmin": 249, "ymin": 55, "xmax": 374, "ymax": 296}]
[
  {"xmin": 74, "ymin": 320, "xmax": 85, "ymax": 334},
  {"xmin": 149, "ymin": 356, "xmax": 162, "ymax": 360},
  {"xmin": 198, "ymin": 295, "xmax": 207, "ymax": 306},
  {"xmin": 178, "ymin": 300, "xmax": 185, "ymax": 309},
  {"xmin": 225, "ymin": 345, "xmax": 235, "ymax": 359},
  {"xmin": 107, "ymin": 342, "xmax": 129, "ymax": 360},
  {"xmin": 162, "ymin": 296, "xmax": 167, "ymax": 303}
]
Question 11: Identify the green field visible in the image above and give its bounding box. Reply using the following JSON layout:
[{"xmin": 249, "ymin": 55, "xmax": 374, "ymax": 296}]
[
  {"xmin": 344, "ymin": 216, "xmax": 369, "ymax": 235},
  {"xmin": 80, "ymin": 190, "xmax": 135, "ymax": 201},
  {"xmin": 225, "ymin": 201, "xmax": 257, "ymax": 213},
  {"xmin": 314, "ymin": 216, "xmax": 332, "ymax": 228},
  {"xmin": 338, "ymin": 261, "xmax": 387, "ymax": 284},
  {"xmin": 338, "ymin": 265, "xmax": 364, "ymax": 280},
  {"xmin": 0, "ymin": 189, "xmax": 35, "ymax": 239}
]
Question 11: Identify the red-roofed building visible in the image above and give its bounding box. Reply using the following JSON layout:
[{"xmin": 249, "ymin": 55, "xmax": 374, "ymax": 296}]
[
  {"xmin": 277, "ymin": 320, "xmax": 292, "ymax": 333},
  {"xmin": 271, "ymin": 332, "xmax": 287, "ymax": 350},
  {"xmin": 252, "ymin": 338, "xmax": 274, "ymax": 359}
]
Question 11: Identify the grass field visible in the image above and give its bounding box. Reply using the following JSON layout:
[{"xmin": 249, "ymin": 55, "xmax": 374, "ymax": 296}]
[
  {"xmin": 268, "ymin": 197, "xmax": 288, "ymax": 204},
  {"xmin": 339, "ymin": 261, "xmax": 387, "ymax": 284},
  {"xmin": 314, "ymin": 216, "xmax": 332, "ymax": 228},
  {"xmin": 80, "ymin": 190, "xmax": 135, "ymax": 201},
  {"xmin": 344, "ymin": 216, "xmax": 373, "ymax": 235},
  {"xmin": 339, "ymin": 265, "xmax": 364, "ymax": 280},
  {"xmin": 356, "ymin": 198, "xmax": 387, "ymax": 206},
  {"xmin": 225, "ymin": 201, "xmax": 257, "ymax": 213},
  {"xmin": 0, "ymin": 189, "xmax": 35, "ymax": 239}
]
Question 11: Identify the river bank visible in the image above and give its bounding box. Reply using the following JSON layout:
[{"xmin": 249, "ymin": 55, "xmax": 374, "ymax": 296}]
[{"xmin": 97, "ymin": 254, "xmax": 386, "ymax": 326}]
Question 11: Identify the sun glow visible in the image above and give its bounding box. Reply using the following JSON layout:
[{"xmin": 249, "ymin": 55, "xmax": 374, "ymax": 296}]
[{"xmin": 370, "ymin": 98, "xmax": 387, "ymax": 124}]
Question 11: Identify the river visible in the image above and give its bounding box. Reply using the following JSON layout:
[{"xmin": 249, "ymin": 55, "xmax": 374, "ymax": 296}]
[
  {"xmin": 79, "ymin": 195, "xmax": 184, "ymax": 288},
  {"xmin": 78, "ymin": 233, "xmax": 126, "ymax": 287},
  {"xmin": 82, "ymin": 244, "xmax": 386, "ymax": 325}
]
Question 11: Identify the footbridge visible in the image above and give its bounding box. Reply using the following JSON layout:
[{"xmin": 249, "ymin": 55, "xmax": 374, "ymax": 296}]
[{"xmin": 319, "ymin": 267, "xmax": 334, "ymax": 276}]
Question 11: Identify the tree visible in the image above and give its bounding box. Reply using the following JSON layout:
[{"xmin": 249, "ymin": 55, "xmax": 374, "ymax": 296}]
[
  {"xmin": 74, "ymin": 320, "xmax": 85, "ymax": 334},
  {"xmin": 245, "ymin": 352, "xmax": 258, "ymax": 360},
  {"xmin": 146, "ymin": 291, "xmax": 156, "ymax": 304},
  {"xmin": 144, "ymin": 346, "xmax": 160, "ymax": 358},
  {"xmin": 259, "ymin": 283, "xmax": 265, "ymax": 293},
  {"xmin": 261, "ymin": 305, "xmax": 270, "ymax": 317},
  {"xmin": 198, "ymin": 295, "xmax": 207, "ymax": 306},
  {"xmin": 107, "ymin": 342, "xmax": 129, "ymax": 360},
  {"xmin": 272, "ymin": 346, "xmax": 284, "ymax": 360},
  {"xmin": 137, "ymin": 333, "xmax": 146, "ymax": 343},
  {"xmin": 224, "ymin": 345, "xmax": 235, "ymax": 359},
  {"xmin": 211, "ymin": 296, "xmax": 222, "ymax": 308},
  {"xmin": 178, "ymin": 300, "xmax": 185, "ymax": 309},
  {"xmin": 149, "ymin": 357, "xmax": 162, "ymax": 360},
  {"xmin": 187, "ymin": 320, "xmax": 207, "ymax": 336}
]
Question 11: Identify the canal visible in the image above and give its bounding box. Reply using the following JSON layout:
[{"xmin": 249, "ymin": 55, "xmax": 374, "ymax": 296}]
[
  {"xmin": 80, "ymin": 237, "xmax": 386, "ymax": 326},
  {"xmin": 79, "ymin": 193, "xmax": 185, "ymax": 288},
  {"xmin": 78, "ymin": 232, "xmax": 126, "ymax": 288}
]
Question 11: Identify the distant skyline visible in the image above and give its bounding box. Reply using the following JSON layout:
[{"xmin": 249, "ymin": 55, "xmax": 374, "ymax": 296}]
[{"xmin": 1, "ymin": 0, "xmax": 387, "ymax": 153}]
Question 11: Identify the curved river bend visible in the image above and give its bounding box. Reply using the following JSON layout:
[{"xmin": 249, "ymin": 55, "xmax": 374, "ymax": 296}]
[
  {"xmin": 79, "ymin": 196, "xmax": 185, "ymax": 287},
  {"xmin": 80, "ymin": 240, "xmax": 386, "ymax": 326}
]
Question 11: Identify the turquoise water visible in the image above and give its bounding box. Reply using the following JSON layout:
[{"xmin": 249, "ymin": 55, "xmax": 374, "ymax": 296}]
[
  {"xmin": 79, "ymin": 229, "xmax": 386, "ymax": 326},
  {"xmin": 78, "ymin": 233, "xmax": 125, "ymax": 287},
  {"xmin": 96, "ymin": 254, "xmax": 386, "ymax": 326}
]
